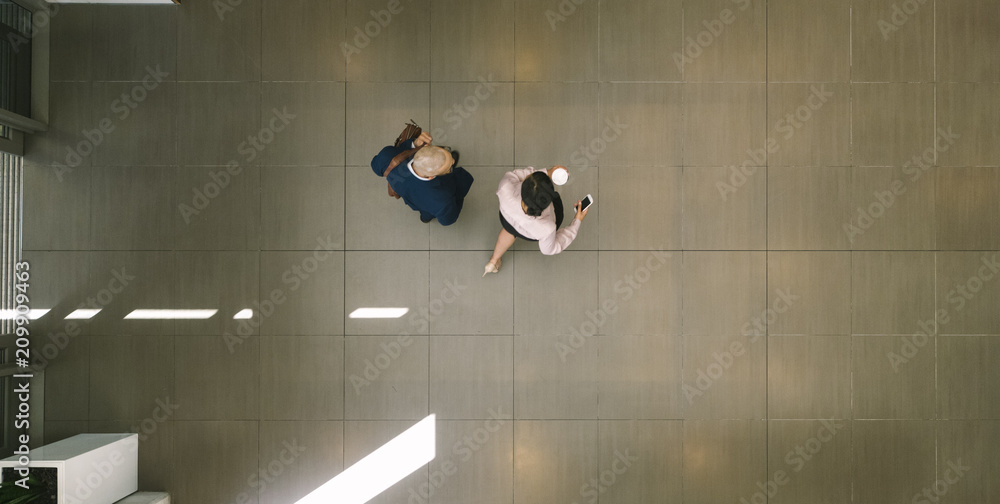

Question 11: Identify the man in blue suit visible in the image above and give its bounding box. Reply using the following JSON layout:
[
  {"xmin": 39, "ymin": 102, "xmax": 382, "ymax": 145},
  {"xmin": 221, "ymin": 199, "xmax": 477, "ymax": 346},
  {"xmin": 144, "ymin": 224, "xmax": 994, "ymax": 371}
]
[{"xmin": 371, "ymin": 132, "xmax": 474, "ymax": 226}]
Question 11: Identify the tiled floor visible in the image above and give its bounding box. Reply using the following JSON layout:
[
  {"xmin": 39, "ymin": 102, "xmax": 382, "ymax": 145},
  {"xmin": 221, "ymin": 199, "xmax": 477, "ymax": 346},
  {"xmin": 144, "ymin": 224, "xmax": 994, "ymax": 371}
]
[{"xmin": 23, "ymin": 0, "xmax": 1000, "ymax": 503}]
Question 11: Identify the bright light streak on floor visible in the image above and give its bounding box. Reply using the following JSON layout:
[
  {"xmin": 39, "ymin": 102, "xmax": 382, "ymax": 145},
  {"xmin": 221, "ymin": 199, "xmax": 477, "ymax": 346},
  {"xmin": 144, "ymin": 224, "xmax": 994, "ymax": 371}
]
[{"xmin": 295, "ymin": 414, "xmax": 436, "ymax": 504}]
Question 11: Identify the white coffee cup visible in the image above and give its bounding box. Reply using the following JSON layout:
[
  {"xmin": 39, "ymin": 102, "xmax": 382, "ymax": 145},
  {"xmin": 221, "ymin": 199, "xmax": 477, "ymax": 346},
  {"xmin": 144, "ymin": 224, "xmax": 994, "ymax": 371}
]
[{"xmin": 551, "ymin": 166, "xmax": 569, "ymax": 185}]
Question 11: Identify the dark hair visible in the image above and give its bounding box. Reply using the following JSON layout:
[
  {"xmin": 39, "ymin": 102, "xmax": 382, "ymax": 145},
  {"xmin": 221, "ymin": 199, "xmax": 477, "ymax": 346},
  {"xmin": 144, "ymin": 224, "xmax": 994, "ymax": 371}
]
[{"xmin": 521, "ymin": 171, "xmax": 557, "ymax": 217}]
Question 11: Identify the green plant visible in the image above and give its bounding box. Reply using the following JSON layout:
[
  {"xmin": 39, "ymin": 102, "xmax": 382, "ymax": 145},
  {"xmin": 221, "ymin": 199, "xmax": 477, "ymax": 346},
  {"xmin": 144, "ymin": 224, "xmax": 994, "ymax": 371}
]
[{"xmin": 0, "ymin": 473, "xmax": 47, "ymax": 504}]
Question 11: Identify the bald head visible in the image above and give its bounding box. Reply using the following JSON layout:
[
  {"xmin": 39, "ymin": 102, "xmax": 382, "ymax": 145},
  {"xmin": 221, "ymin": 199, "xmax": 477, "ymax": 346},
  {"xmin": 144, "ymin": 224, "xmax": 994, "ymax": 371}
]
[{"xmin": 412, "ymin": 146, "xmax": 453, "ymax": 178}]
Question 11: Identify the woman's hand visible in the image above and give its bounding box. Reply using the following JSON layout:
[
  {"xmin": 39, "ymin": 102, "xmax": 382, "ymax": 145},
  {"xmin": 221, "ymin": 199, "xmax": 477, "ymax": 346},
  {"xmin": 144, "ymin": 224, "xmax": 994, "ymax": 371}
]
[
  {"xmin": 574, "ymin": 200, "xmax": 589, "ymax": 222},
  {"xmin": 414, "ymin": 132, "xmax": 433, "ymax": 147}
]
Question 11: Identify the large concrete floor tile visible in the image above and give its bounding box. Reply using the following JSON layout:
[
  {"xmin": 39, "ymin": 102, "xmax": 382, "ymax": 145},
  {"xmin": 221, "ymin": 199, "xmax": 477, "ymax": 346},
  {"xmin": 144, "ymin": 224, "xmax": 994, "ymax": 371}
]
[
  {"xmin": 25, "ymin": 83, "xmax": 93, "ymax": 167},
  {"xmin": 17, "ymin": 251, "xmax": 91, "ymax": 339},
  {"xmin": 514, "ymin": 0, "xmax": 597, "ymax": 81},
  {"xmin": 682, "ymin": 420, "xmax": 767, "ymax": 504},
  {"xmin": 767, "ymin": 420, "xmax": 852, "ymax": 504},
  {"xmin": 173, "ymin": 251, "xmax": 259, "ymax": 336},
  {"xmin": 598, "ymin": 83, "xmax": 682, "ymax": 167},
  {"xmin": 767, "ymin": 0, "xmax": 850, "ymax": 82},
  {"xmin": 937, "ymin": 84, "xmax": 1000, "ymax": 167},
  {"xmin": 344, "ymin": 421, "xmax": 429, "ymax": 504},
  {"xmin": 428, "ymin": 252, "xmax": 514, "ymax": 335},
  {"xmin": 683, "ymin": 334, "xmax": 766, "ymax": 419},
  {"xmin": 513, "ymin": 251, "xmax": 598, "ymax": 336},
  {"xmin": 344, "ymin": 166, "xmax": 431, "ymax": 250},
  {"xmin": 92, "ymin": 81, "xmax": 176, "ymax": 166},
  {"xmin": 766, "ymin": 84, "xmax": 851, "ymax": 167},
  {"xmin": 345, "ymin": 335, "xmax": 428, "ymax": 420},
  {"xmin": 23, "ymin": 160, "xmax": 91, "ymax": 250},
  {"xmin": 514, "ymin": 420, "xmax": 598, "ymax": 504},
  {"xmin": 853, "ymin": 420, "xmax": 936, "ymax": 504},
  {"xmin": 260, "ymin": 83, "xmax": 346, "ymax": 167},
  {"xmin": 599, "ymin": 0, "xmax": 682, "ymax": 82},
  {"xmin": 683, "ymin": 166, "xmax": 765, "ymax": 250},
  {"xmin": 86, "ymin": 251, "xmax": 177, "ymax": 336},
  {"xmin": 261, "ymin": 166, "xmax": 345, "ymax": 251},
  {"xmin": 260, "ymin": 336, "xmax": 345, "ymax": 420},
  {"xmin": 853, "ymin": 83, "xmax": 935, "ymax": 167},
  {"xmin": 514, "ymin": 334, "xmax": 598, "ymax": 420},
  {"xmin": 429, "ymin": 82, "xmax": 514, "ymax": 167},
  {"xmin": 937, "ymin": 421, "xmax": 1000, "ymax": 504},
  {"xmin": 175, "ymin": 82, "xmax": 260, "ymax": 166},
  {"xmin": 936, "ymin": 167, "xmax": 1000, "ymax": 250},
  {"xmin": 172, "ymin": 421, "xmax": 259, "ymax": 504},
  {"xmin": 853, "ymin": 335, "xmax": 936, "ymax": 419},
  {"xmin": 430, "ymin": 0, "xmax": 514, "ymax": 81},
  {"xmin": 173, "ymin": 166, "xmax": 261, "ymax": 250},
  {"xmin": 92, "ymin": 166, "xmax": 177, "ymax": 250},
  {"xmin": 936, "ymin": 252, "xmax": 1000, "ymax": 335},
  {"xmin": 260, "ymin": 250, "xmax": 345, "ymax": 336},
  {"xmin": 597, "ymin": 251, "xmax": 681, "ymax": 336},
  {"xmin": 49, "ymin": 5, "xmax": 94, "ymax": 82},
  {"xmin": 429, "ymin": 419, "xmax": 514, "ymax": 504},
  {"xmin": 93, "ymin": 3, "xmax": 178, "ymax": 71},
  {"xmin": 344, "ymin": 251, "xmax": 428, "ymax": 335},
  {"xmin": 597, "ymin": 420, "xmax": 683, "ymax": 504},
  {"xmin": 344, "ymin": 0, "xmax": 429, "ymax": 81},
  {"xmin": 852, "ymin": 252, "xmax": 935, "ymax": 335},
  {"xmin": 258, "ymin": 421, "xmax": 344, "ymax": 504},
  {"xmin": 848, "ymin": 166, "xmax": 936, "ymax": 250},
  {"xmin": 513, "ymin": 83, "xmax": 598, "ymax": 170},
  {"xmin": 937, "ymin": 0, "xmax": 1000, "ymax": 82},
  {"xmin": 766, "ymin": 252, "xmax": 851, "ymax": 335},
  {"xmin": 680, "ymin": 0, "xmax": 766, "ymax": 82},
  {"xmin": 768, "ymin": 336, "xmax": 852, "ymax": 419},
  {"xmin": 684, "ymin": 84, "xmax": 766, "ymax": 167},
  {"xmin": 174, "ymin": 335, "xmax": 259, "ymax": 420},
  {"xmin": 598, "ymin": 335, "xmax": 683, "ymax": 419},
  {"xmin": 852, "ymin": 0, "xmax": 934, "ymax": 82},
  {"xmin": 89, "ymin": 334, "xmax": 173, "ymax": 422},
  {"xmin": 430, "ymin": 335, "xmax": 514, "ymax": 420},
  {"xmin": 938, "ymin": 337, "xmax": 1000, "ymax": 419},
  {"xmin": 767, "ymin": 166, "xmax": 852, "ymax": 250},
  {"xmin": 177, "ymin": 0, "xmax": 260, "ymax": 80},
  {"xmin": 261, "ymin": 0, "xmax": 345, "ymax": 81},
  {"xmin": 681, "ymin": 252, "xmax": 766, "ymax": 335}
]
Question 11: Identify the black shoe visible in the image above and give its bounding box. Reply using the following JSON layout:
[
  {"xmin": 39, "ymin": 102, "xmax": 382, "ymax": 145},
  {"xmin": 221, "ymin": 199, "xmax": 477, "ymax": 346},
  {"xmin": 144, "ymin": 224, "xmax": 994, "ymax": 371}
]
[{"xmin": 420, "ymin": 215, "xmax": 434, "ymax": 223}]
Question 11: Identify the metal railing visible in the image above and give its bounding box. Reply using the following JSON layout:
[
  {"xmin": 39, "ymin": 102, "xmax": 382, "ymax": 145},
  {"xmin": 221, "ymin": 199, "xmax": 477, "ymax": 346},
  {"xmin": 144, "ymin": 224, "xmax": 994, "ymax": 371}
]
[
  {"xmin": 1, "ymin": 151, "xmax": 20, "ymax": 335},
  {"xmin": 0, "ymin": 151, "xmax": 21, "ymax": 458}
]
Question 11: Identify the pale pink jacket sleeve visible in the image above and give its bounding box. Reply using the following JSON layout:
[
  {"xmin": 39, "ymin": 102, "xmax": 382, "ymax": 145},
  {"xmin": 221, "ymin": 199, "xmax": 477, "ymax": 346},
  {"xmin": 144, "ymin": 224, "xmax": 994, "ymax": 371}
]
[{"xmin": 538, "ymin": 216, "xmax": 581, "ymax": 255}]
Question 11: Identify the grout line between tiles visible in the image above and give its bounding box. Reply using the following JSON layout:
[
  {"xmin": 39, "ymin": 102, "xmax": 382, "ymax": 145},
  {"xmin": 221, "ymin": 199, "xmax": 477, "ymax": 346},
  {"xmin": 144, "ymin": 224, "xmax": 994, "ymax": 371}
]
[
  {"xmin": 256, "ymin": 0, "xmax": 263, "ymax": 483},
  {"xmin": 511, "ymin": 5, "xmax": 517, "ymax": 502},
  {"xmin": 763, "ymin": 0, "xmax": 770, "ymax": 491}
]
